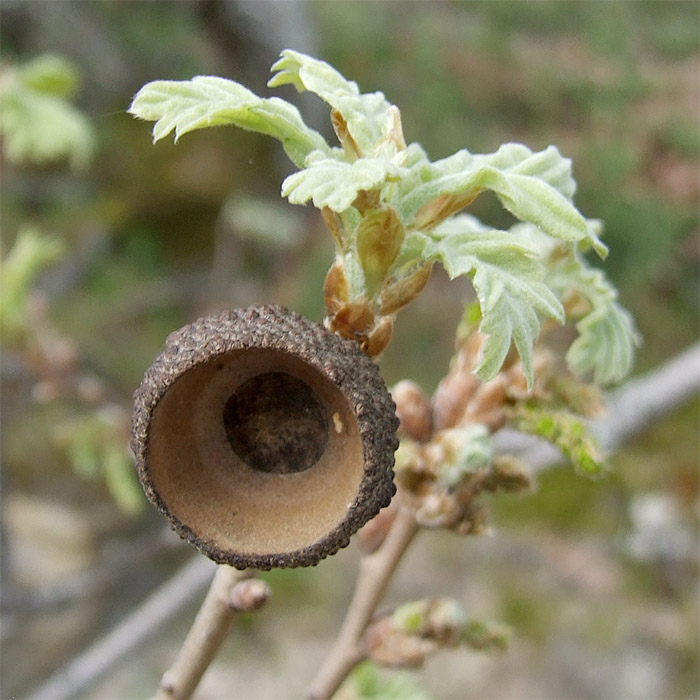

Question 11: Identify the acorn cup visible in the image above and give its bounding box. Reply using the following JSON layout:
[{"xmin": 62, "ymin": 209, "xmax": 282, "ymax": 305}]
[{"xmin": 131, "ymin": 305, "xmax": 399, "ymax": 570}]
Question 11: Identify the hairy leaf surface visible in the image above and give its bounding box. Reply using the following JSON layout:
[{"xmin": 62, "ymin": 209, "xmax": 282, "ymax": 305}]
[
  {"xmin": 269, "ymin": 49, "xmax": 395, "ymax": 156},
  {"xmin": 399, "ymin": 144, "xmax": 606, "ymax": 256},
  {"xmin": 128, "ymin": 76, "xmax": 329, "ymax": 167},
  {"xmin": 281, "ymin": 153, "xmax": 406, "ymax": 211},
  {"xmin": 421, "ymin": 215, "xmax": 564, "ymax": 385}
]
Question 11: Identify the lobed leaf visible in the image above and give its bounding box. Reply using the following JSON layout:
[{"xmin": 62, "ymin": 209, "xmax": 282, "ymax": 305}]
[
  {"xmin": 512, "ymin": 223, "xmax": 640, "ymax": 385},
  {"xmin": 400, "ymin": 143, "xmax": 606, "ymax": 256},
  {"xmin": 566, "ymin": 301, "xmax": 639, "ymax": 385},
  {"xmin": 510, "ymin": 405, "xmax": 606, "ymax": 476},
  {"xmin": 269, "ymin": 49, "xmax": 396, "ymax": 156},
  {"xmin": 424, "ymin": 215, "xmax": 564, "ymax": 386},
  {"xmin": 0, "ymin": 226, "xmax": 64, "ymax": 343},
  {"xmin": 16, "ymin": 54, "xmax": 80, "ymax": 98},
  {"xmin": 281, "ymin": 153, "xmax": 405, "ymax": 211},
  {"xmin": 128, "ymin": 76, "xmax": 330, "ymax": 168}
]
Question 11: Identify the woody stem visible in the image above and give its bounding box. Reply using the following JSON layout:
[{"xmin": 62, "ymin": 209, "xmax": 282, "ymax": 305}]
[{"xmin": 306, "ymin": 505, "xmax": 419, "ymax": 700}]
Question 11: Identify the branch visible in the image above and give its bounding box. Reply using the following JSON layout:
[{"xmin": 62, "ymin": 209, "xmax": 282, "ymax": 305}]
[
  {"xmin": 155, "ymin": 566, "xmax": 261, "ymax": 700},
  {"xmin": 306, "ymin": 505, "xmax": 420, "ymax": 700}
]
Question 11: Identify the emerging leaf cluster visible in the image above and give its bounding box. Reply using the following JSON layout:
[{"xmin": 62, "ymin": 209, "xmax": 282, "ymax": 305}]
[
  {"xmin": 0, "ymin": 54, "xmax": 95, "ymax": 170},
  {"xmin": 129, "ymin": 50, "xmax": 638, "ymax": 386}
]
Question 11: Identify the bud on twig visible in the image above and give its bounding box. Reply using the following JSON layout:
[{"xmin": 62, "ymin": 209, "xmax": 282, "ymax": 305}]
[
  {"xmin": 365, "ymin": 597, "xmax": 470, "ymax": 668},
  {"xmin": 229, "ymin": 578, "xmax": 271, "ymax": 612},
  {"xmin": 392, "ymin": 380, "xmax": 432, "ymax": 442}
]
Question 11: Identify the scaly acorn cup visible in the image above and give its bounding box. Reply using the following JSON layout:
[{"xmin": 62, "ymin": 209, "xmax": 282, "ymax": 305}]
[{"xmin": 131, "ymin": 305, "xmax": 399, "ymax": 570}]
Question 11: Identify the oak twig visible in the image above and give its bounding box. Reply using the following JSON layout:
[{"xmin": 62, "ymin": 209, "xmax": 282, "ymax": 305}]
[
  {"xmin": 154, "ymin": 565, "xmax": 255, "ymax": 700},
  {"xmin": 306, "ymin": 505, "xmax": 420, "ymax": 700}
]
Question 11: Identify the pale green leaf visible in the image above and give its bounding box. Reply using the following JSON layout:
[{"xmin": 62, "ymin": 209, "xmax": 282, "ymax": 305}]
[
  {"xmin": 347, "ymin": 661, "xmax": 431, "ymax": 700},
  {"xmin": 0, "ymin": 227, "xmax": 64, "ymax": 343},
  {"xmin": 16, "ymin": 54, "xmax": 80, "ymax": 98},
  {"xmin": 567, "ymin": 301, "xmax": 639, "ymax": 385},
  {"xmin": 269, "ymin": 49, "xmax": 395, "ymax": 156},
  {"xmin": 512, "ymin": 222, "xmax": 640, "ymax": 384},
  {"xmin": 281, "ymin": 153, "xmax": 405, "ymax": 211},
  {"xmin": 439, "ymin": 424, "xmax": 493, "ymax": 488},
  {"xmin": 400, "ymin": 143, "xmax": 606, "ymax": 255},
  {"xmin": 128, "ymin": 76, "xmax": 330, "ymax": 168},
  {"xmin": 426, "ymin": 215, "xmax": 564, "ymax": 386},
  {"xmin": 0, "ymin": 72, "xmax": 95, "ymax": 170},
  {"xmin": 510, "ymin": 405, "xmax": 606, "ymax": 476}
]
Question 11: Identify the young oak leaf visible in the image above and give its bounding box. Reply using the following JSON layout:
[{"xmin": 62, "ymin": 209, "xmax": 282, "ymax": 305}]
[
  {"xmin": 281, "ymin": 152, "xmax": 407, "ymax": 211},
  {"xmin": 128, "ymin": 76, "xmax": 329, "ymax": 168},
  {"xmin": 399, "ymin": 143, "xmax": 606, "ymax": 256},
  {"xmin": 0, "ymin": 227, "xmax": 64, "ymax": 343},
  {"xmin": 424, "ymin": 215, "xmax": 564, "ymax": 386},
  {"xmin": 1, "ymin": 55, "xmax": 95, "ymax": 170},
  {"xmin": 510, "ymin": 222, "xmax": 640, "ymax": 385},
  {"xmin": 269, "ymin": 49, "xmax": 396, "ymax": 157},
  {"xmin": 509, "ymin": 405, "xmax": 606, "ymax": 476},
  {"xmin": 566, "ymin": 301, "xmax": 638, "ymax": 385}
]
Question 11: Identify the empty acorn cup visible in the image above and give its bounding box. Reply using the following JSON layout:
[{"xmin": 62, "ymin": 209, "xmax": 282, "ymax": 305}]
[{"xmin": 131, "ymin": 305, "xmax": 399, "ymax": 569}]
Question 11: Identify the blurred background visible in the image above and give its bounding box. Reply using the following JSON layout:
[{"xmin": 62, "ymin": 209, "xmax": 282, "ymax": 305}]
[{"xmin": 1, "ymin": 2, "xmax": 698, "ymax": 698}]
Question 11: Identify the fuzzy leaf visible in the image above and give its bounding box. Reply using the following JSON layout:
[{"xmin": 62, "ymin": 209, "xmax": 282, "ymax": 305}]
[
  {"xmin": 128, "ymin": 76, "xmax": 329, "ymax": 168},
  {"xmin": 567, "ymin": 301, "xmax": 639, "ymax": 385},
  {"xmin": 400, "ymin": 143, "xmax": 606, "ymax": 255},
  {"xmin": 512, "ymin": 222, "xmax": 640, "ymax": 384},
  {"xmin": 269, "ymin": 49, "xmax": 396, "ymax": 156},
  {"xmin": 510, "ymin": 405, "xmax": 606, "ymax": 476},
  {"xmin": 426, "ymin": 215, "xmax": 564, "ymax": 386},
  {"xmin": 16, "ymin": 54, "xmax": 79, "ymax": 98},
  {"xmin": 462, "ymin": 619, "xmax": 510, "ymax": 651},
  {"xmin": 438, "ymin": 424, "xmax": 493, "ymax": 488},
  {"xmin": 281, "ymin": 153, "xmax": 405, "ymax": 211},
  {"xmin": 347, "ymin": 661, "xmax": 430, "ymax": 700}
]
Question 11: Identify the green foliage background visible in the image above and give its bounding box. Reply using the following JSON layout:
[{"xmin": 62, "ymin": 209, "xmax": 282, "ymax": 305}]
[{"xmin": 1, "ymin": 2, "xmax": 697, "ymax": 699}]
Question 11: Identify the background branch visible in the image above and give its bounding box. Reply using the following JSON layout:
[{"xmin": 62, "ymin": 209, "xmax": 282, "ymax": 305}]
[
  {"xmin": 31, "ymin": 556, "xmax": 217, "ymax": 700},
  {"xmin": 495, "ymin": 342, "xmax": 700, "ymax": 470}
]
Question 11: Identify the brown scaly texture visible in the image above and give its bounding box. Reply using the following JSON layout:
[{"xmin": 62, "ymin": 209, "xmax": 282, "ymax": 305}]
[{"xmin": 131, "ymin": 305, "xmax": 399, "ymax": 569}]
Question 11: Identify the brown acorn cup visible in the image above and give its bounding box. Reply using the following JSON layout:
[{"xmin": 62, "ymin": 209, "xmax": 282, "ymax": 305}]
[{"xmin": 131, "ymin": 305, "xmax": 399, "ymax": 570}]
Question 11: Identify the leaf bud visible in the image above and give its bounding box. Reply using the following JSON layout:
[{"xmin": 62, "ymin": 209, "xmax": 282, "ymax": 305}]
[
  {"xmin": 229, "ymin": 578, "xmax": 271, "ymax": 612},
  {"xmin": 392, "ymin": 597, "xmax": 467, "ymax": 646},
  {"xmin": 356, "ymin": 207, "xmax": 405, "ymax": 297},
  {"xmin": 379, "ymin": 263, "xmax": 433, "ymax": 316},
  {"xmin": 391, "ymin": 380, "xmax": 433, "ymax": 442},
  {"xmin": 431, "ymin": 425, "xmax": 492, "ymax": 489},
  {"xmin": 365, "ymin": 616, "xmax": 433, "ymax": 668},
  {"xmin": 415, "ymin": 491, "xmax": 461, "ymax": 529},
  {"xmin": 413, "ymin": 188, "xmax": 482, "ymax": 230},
  {"xmin": 323, "ymin": 260, "xmax": 349, "ymax": 316},
  {"xmin": 432, "ymin": 370, "xmax": 480, "ymax": 431},
  {"xmin": 363, "ymin": 315, "xmax": 394, "ymax": 357}
]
